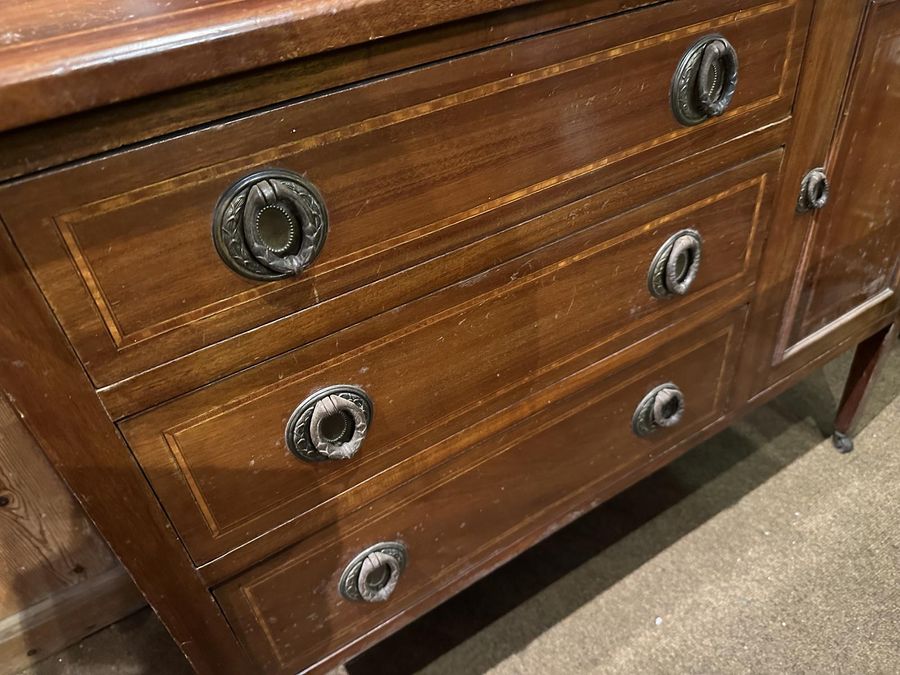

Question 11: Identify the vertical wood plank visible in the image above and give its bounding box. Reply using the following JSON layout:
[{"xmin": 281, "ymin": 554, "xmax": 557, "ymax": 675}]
[
  {"xmin": 0, "ymin": 396, "xmax": 146, "ymax": 672},
  {"xmin": 0, "ymin": 396, "xmax": 119, "ymax": 615}
]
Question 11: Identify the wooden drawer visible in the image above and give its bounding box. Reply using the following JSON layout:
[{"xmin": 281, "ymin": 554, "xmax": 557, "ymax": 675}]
[
  {"xmin": 0, "ymin": 0, "xmax": 811, "ymax": 390},
  {"xmin": 214, "ymin": 307, "xmax": 745, "ymax": 674},
  {"xmin": 121, "ymin": 151, "xmax": 780, "ymax": 567}
]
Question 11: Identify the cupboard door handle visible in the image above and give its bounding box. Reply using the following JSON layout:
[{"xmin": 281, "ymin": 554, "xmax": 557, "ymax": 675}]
[
  {"xmin": 797, "ymin": 167, "xmax": 830, "ymax": 212},
  {"xmin": 671, "ymin": 34, "xmax": 739, "ymax": 126},
  {"xmin": 285, "ymin": 386, "xmax": 373, "ymax": 462},
  {"xmin": 213, "ymin": 169, "xmax": 328, "ymax": 280},
  {"xmin": 339, "ymin": 542, "xmax": 408, "ymax": 603},
  {"xmin": 632, "ymin": 383, "xmax": 685, "ymax": 437},
  {"xmin": 648, "ymin": 229, "xmax": 703, "ymax": 298}
]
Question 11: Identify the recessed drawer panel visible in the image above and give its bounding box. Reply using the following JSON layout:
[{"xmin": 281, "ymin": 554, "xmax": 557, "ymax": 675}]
[
  {"xmin": 0, "ymin": 0, "xmax": 811, "ymax": 388},
  {"xmin": 214, "ymin": 308, "xmax": 745, "ymax": 674},
  {"xmin": 120, "ymin": 151, "xmax": 780, "ymax": 565}
]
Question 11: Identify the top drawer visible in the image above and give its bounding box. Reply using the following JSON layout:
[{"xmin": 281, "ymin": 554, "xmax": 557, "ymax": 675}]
[{"xmin": 0, "ymin": 0, "xmax": 812, "ymax": 389}]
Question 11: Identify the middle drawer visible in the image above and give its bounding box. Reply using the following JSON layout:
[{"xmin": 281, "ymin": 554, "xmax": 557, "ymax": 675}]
[{"xmin": 121, "ymin": 151, "xmax": 780, "ymax": 565}]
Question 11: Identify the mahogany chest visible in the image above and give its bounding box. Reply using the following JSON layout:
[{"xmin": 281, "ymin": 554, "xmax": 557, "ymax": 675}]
[{"xmin": 0, "ymin": 1, "xmax": 896, "ymax": 672}]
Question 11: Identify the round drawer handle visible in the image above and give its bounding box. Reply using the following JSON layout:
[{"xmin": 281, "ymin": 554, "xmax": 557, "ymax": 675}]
[
  {"xmin": 797, "ymin": 167, "xmax": 830, "ymax": 213},
  {"xmin": 648, "ymin": 229, "xmax": 703, "ymax": 298},
  {"xmin": 212, "ymin": 169, "xmax": 328, "ymax": 281},
  {"xmin": 339, "ymin": 542, "xmax": 408, "ymax": 603},
  {"xmin": 671, "ymin": 34, "xmax": 739, "ymax": 126},
  {"xmin": 285, "ymin": 386, "xmax": 373, "ymax": 462},
  {"xmin": 632, "ymin": 383, "xmax": 686, "ymax": 437}
]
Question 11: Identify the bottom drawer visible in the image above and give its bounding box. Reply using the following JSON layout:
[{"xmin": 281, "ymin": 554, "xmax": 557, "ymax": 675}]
[{"xmin": 215, "ymin": 308, "xmax": 745, "ymax": 673}]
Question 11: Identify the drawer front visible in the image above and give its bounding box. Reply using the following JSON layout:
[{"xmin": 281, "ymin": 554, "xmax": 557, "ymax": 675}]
[
  {"xmin": 0, "ymin": 0, "xmax": 811, "ymax": 388},
  {"xmin": 121, "ymin": 152, "xmax": 780, "ymax": 565},
  {"xmin": 215, "ymin": 308, "xmax": 745, "ymax": 674}
]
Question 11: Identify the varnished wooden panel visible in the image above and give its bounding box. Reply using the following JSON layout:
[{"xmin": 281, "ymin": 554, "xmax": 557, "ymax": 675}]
[
  {"xmin": 0, "ymin": 1, "xmax": 661, "ymax": 182},
  {"xmin": 778, "ymin": 0, "xmax": 900, "ymax": 356},
  {"xmin": 215, "ymin": 308, "xmax": 744, "ymax": 674},
  {"xmin": 0, "ymin": 0, "xmax": 614, "ymax": 133},
  {"xmin": 737, "ymin": 0, "xmax": 900, "ymax": 403},
  {"xmin": 121, "ymin": 152, "xmax": 780, "ymax": 566},
  {"xmin": 733, "ymin": 0, "xmax": 873, "ymax": 404},
  {"xmin": 99, "ymin": 116, "xmax": 791, "ymax": 420},
  {"xmin": 0, "ymin": 0, "xmax": 811, "ymax": 393}
]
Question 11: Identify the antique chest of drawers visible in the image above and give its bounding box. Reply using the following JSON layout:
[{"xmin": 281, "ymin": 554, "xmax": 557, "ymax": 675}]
[{"xmin": 0, "ymin": 1, "xmax": 897, "ymax": 673}]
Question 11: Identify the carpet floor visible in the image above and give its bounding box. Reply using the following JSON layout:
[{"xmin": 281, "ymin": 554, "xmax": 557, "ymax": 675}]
[{"xmin": 20, "ymin": 346, "xmax": 900, "ymax": 675}]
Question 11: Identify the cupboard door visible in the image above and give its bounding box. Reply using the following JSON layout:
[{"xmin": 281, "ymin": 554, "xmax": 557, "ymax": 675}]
[{"xmin": 777, "ymin": 0, "xmax": 900, "ymax": 359}]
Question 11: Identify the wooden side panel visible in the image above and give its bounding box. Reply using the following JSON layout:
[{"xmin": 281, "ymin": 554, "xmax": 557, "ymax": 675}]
[{"xmin": 0, "ymin": 397, "xmax": 143, "ymax": 672}]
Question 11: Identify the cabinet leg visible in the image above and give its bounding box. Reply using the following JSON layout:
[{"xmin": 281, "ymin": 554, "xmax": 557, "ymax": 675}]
[{"xmin": 831, "ymin": 320, "xmax": 897, "ymax": 453}]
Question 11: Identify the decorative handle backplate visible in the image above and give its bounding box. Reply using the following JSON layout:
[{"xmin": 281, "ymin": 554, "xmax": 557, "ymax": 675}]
[
  {"xmin": 648, "ymin": 229, "xmax": 703, "ymax": 298},
  {"xmin": 796, "ymin": 167, "xmax": 830, "ymax": 213},
  {"xmin": 285, "ymin": 385, "xmax": 373, "ymax": 462},
  {"xmin": 632, "ymin": 383, "xmax": 686, "ymax": 437},
  {"xmin": 212, "ymin": 169, "xmax": 328, "ymax": 280},
  {"xmin": 339, "ymin": 542, "xmax": 408, "ymax": 603},
  {"xmin": 671, "ymin": 34, "xmax": 739, "ymax": 126}
]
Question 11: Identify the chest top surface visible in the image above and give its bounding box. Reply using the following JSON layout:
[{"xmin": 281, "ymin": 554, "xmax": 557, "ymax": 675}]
[{"xmin": 0, "ymin": 0, "xmax": 555, "ymax": 133}]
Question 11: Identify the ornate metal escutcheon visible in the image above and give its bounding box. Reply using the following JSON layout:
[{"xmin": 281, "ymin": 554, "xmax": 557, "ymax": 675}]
[
  {"xmin": 796, "ymin": 167, "xmax": 830, "ymax": 213},
  {"xmin": 339, "ymin": 542, "xmax": 408, "ymax": 603},
  {"xmin": 212, "ymin": 168, "xmax": 328, "ymax": 280},
  {"xmin": 648, "ymin": 229, "xmax": 703, "ymax": 298},
  {"xmin": 670, "ymin": 34, "xmax": 739, "ymax": 126},
  {"xmin": 632, "ymin": 383, "xmax": 686, "ymax": 437},
  {"xmin": 285, "ymin": 385, "xmax": 373, "ymax": 462}
]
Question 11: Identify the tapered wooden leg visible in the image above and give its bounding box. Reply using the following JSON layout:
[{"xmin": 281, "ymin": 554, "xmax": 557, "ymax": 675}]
[{"xmin": 831, "ymin": 320, "xmax": 898, "ymax": 453}]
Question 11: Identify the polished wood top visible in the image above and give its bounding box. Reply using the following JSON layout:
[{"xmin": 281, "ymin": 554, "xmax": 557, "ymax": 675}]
[{"xmin": 0, "ymin": 0, "xmax": 549, "ymax": 133}]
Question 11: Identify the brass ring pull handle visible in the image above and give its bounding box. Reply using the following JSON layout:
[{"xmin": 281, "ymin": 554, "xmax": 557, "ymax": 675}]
[
  {"xmin": 285, "ymin": 385, "xmax": 373, "ymax": 462},
  {"xmin": 671, "ymin": 34, "xmax": 739, "ymax": 126},
  {"xmin": 797, "ymin": 167, "xmax": 830, "ymax": 213},
  {"xmin": 339, "ymin": 542, "xmax": 408, "ymax": 603},
  {"xmin": 648, "ymin": 229, "xmax": 703, "ymax": 298},
  {"xmin": 213, "ymin": 169, "xmax": 328, "ymax": 281},
  {"xmin": 632, "ymin": 383, "xmax": 686, "ymax": 437}
]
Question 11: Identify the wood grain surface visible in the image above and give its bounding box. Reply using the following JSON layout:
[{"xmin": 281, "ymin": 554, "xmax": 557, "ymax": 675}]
[
  {"xmin": 738, "ymin": 0, "xmax": 900, "ymax": 402},
  {"xmin": 215, "ymin": 307, "xmax": 745, "ymax": 673},
  {"xmin": 0, "ymin": 2, "xmax": 896, "ymax": 674},
  {"xmin": 0, "ymin": 0, "xmax": 562, "ymax": 132},
  {"xmin": 0, "ymin": 397, "xmax": 119, "ymax": 616},
  {"xmin": 0, "ymin": 0, "xmax": 659, "ymax": 181},
  {"xmin": 0, "ymin": 223, "xmax": 252, "ymax": 674},
  {"xmin": 122, "ymin": 150, "xmax": 780, "ymax": 572},
  {"xmin": 0, "ymin": 0, "xmax": 810, "ymax": 404},
  {"xmin": 0, "ymin": 397, "xmax": 143, "ymax": 672}
]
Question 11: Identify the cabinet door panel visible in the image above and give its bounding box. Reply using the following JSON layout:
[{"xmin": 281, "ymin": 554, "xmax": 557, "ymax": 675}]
[{"xmin": 781, "ymin": 0, "xmax": 900, "ymax": 355}]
